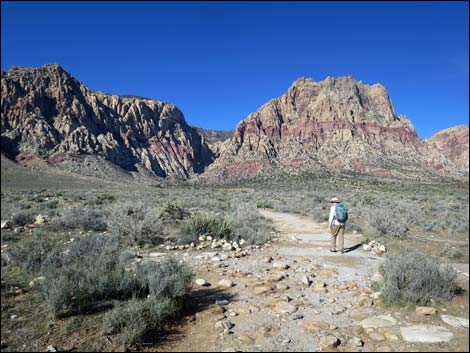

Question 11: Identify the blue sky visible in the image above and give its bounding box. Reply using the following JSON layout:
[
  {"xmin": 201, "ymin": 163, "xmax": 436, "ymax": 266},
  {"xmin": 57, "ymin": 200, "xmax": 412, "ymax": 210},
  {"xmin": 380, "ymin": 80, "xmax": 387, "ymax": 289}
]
[{"xmin": 1, "ymin": 1, "xmax": 468, "ymax": 138}]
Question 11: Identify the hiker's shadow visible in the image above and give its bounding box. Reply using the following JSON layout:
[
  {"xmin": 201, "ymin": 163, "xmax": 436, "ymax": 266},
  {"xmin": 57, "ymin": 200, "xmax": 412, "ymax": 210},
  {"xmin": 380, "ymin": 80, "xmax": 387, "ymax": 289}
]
[
  {"xmin": 342, "ymin": 243, "xmax": 362, "ymax": 253},
  {"xmin": 183, "ymin": 287, "xmax": 237, "ymax": 316}
]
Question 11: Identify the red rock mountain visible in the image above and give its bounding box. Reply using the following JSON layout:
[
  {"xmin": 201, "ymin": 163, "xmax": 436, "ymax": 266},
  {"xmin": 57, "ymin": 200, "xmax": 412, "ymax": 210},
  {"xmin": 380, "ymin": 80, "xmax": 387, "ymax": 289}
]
[
  {"xmin": 424, "ymin": 125, "xmax": 469, "ymax": 170},
  {"xmin": 1, "ymin": 65, "xmax": 468, "ymax": 181},
  {"xmin": 1, "ymin": 64, "xmax": 214, "ymax": 179},
  {"xmin": 205, "ymin": 77, "xmax": 468, "ymax": 180}
]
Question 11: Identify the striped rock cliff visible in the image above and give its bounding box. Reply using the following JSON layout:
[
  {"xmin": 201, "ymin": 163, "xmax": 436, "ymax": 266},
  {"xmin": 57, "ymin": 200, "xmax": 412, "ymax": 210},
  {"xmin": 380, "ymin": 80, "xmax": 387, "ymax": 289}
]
[{"xmin": 1, "ymin": 64, "xmax": 214, "ymax": 179}]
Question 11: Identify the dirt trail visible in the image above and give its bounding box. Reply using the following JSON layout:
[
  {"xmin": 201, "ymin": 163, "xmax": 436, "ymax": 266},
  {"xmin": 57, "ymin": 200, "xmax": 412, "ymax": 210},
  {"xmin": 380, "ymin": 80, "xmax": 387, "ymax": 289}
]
[{"xmin": 150, "ymin": 211, "xmax": 469, "ymax": 352}]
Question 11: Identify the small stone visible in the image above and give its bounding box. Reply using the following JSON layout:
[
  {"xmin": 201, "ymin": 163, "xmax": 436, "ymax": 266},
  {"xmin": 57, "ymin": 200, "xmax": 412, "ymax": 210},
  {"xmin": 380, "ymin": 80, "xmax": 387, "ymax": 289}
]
[
  {"xmin": 301, "ymin": 275, "xmax": 312, "ymax": 286},
  {"xmin": 46, "ymin": 346, "xmax": 57, "ymax": 352},
  {"xmin": 276, "ymin": 283, "xmax": 289, "ymax": 291},
  {"xmin": 215, "ymin": 320, "xmax": 235, "ymax": 330},
  {"xmin": 238, "ymin": 334, "xmax": 255, "ymax": 344},
  {"xmin": 263, "ymin": 256, "xmax": 273, "ymax": 263},
  {"xmin": 195, "ymin": 278, "xmax": 210, "ymax": 287},
  {"xmin": 318, "ymin": 336, "xmax": 340, "ymax": 350},
  {"xmin": 376, "ymin": 344, "xmax": 393, "ymax": 352},
  {"xmin": 349, "ymin": 337, "xmax": 363, "ymax": 347},
  {"xmin": 218, "ymin": 279, "xmax": 234, "ymax": 289},
  {"xmin": 371, "ymin": 272, "xmax": 384, "ymax": 283},
  {"xmin": 363, "ymin": 244, "xmax": 372, "ymax": 251},
  {"xmin": 369, "ymin": 331, "xmax": 386, "ymax": 341},
  {"xmin": 415, "ymin": 306, "xmax": 437, "ymax": 316},
  {"xmin": 34, "ymin": 214, "xmax": 47, "ymax": 224},
  {"xmin": 274, "ymin": 301, "xmax": 298, "ymax": 314},
  {"xmin": 10, "ymin": 314, "xmax": 18, "ymax": 319},
  {"xmin": 259, "ymin": 326, "xmax": 271, "ymax": 334},
  {"xmin": 302, "ymin": 319, "xmax": 330, "ymax": 332},
  {"xmin": 270, "ymin": 272, "xmax": 285, "ymax": 282},
  {"xmin": 273, "ymin": 262, "xmax": 289, "ymax": 270},
  {"xmin": 332, "ymin": 304, "xmax": 346, "ymax": 315},
  {"xmin": 29, "ymin": 276, "xmax": 45, "ymax": 288},
  {"xmin": 254, "ymin": 286, "xmax": 271, "ymax": 296},
  {"xmin": 1, "ymin": 220, "xmax": 11, "ymax": 229}
]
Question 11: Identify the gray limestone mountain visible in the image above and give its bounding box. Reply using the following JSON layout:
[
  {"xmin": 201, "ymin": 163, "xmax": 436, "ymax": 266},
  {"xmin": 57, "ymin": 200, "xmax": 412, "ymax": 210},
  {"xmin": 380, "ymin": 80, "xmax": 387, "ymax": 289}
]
[
  {"xmin": 1, "ymin": 64, "xmax": 214, "ymax": 179},
  {"xmin": 204, "ymin": 77, "xmax": 468, "ymax": 180},
  {"xmin": 193, "ymin": 127, "xmax": 234, "ymax": 156}
]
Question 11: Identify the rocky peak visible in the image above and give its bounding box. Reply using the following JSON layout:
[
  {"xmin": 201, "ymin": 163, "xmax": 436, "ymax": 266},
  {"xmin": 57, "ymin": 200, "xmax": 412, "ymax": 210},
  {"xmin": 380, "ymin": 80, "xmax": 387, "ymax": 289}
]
[
  {"xmin": 425, "ymin": 125, "xmax": 469, "ymax": 169},
  {"xmin": 205, "ymin": 76, "xmax": 466, "ymax": 180},
  {"xmin": 1, "ymin": 64, "xmax": 214, "ymax": 179}
]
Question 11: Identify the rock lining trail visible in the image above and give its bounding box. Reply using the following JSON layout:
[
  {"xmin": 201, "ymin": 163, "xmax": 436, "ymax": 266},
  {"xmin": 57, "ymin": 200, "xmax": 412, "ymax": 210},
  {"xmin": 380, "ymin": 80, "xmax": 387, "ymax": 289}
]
[{"xmin": 150, "ymin": 210, "xmax": 469, "ymax": 352}]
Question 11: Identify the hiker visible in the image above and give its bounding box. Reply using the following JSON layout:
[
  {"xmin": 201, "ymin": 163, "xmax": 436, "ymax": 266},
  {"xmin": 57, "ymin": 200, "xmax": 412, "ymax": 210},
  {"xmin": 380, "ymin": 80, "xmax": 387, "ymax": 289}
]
[{"xmin": 327, "ymin": 197, "xmax": 348, "ymax": 254}]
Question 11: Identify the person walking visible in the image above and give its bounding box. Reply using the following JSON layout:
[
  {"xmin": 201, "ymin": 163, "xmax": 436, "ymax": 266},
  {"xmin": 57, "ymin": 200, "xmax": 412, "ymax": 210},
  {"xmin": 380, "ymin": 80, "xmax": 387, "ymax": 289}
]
[{"xmin": 327, "ymin": 197, "xmax": 348, "ymax": 254}]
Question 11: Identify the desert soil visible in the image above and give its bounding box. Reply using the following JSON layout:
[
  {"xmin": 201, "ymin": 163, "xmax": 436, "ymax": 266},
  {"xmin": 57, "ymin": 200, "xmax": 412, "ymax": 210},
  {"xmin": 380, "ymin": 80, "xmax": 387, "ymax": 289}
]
[{"xmin": 143, "ymin": 210, "xmax": 469, "ymax": 352}]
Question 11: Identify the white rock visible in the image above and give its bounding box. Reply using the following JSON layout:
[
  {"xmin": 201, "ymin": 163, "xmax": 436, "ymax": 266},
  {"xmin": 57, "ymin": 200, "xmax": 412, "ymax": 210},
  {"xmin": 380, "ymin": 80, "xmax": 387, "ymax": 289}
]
[
  {"xmin": 29, "ymin": 276, "xmax": 45, "ymax": 288},
  {"xmin": 360, "ymin": 315, "xmax": 397, "ymax": 328},
  {"xmin": 440, "ymin": 315, "xmax": 469, "ymax": 328},
  {"xmin": 207, "ymin": 236, "xmax": 213, "ymax": 241},
  {"xmin": 218, "ymin": 279, "xmax": 234, "ymax": 289},
  {"xmin": 195, "ymin": 279, "xmax": 209, "ymax": 287},
  {"xmin": 363, "ymin": 244, "xmax": 372, "ymax": 251},
  {"xmin": 400, "ymin": 325, "xmax": 453, "ymax": 343}
]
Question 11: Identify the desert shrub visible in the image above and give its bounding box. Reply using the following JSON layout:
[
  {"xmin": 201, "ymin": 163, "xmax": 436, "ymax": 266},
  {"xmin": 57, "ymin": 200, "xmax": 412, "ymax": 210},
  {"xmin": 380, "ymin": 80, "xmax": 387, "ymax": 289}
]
[
  {"xmin": 41, "ymin": 234, "xmax": 136, "ymax": 316},
  {"xmin": 102, "ymin": 258, "xmax": 191, "ymax": 346},
  {"xmin": 181, "ymin": 213, "xmax": 232, "ymax": 242},
  {"xmin": 108, "ymin": 202, "xmax": 164, "ymax": 246},
  {"xmin": 230, "ymin": 207, "xmax": 273, "ymax": 244},
  {"xmin": 439, "ymin": 247, "xmax": 465, "ymax": 260},
  {"xmin": 84, "ymin": 193, "xmax": 116, "ymax": 206},
  {"xmin": 52, "ymin": 207, "xmax": 107, "ymax": 232},
  {"xmin": 256, "ymin": 200, "xmax": 273, "ymax": 209},
  {"xmin": 367, "ymin": 209, "xmax": 412, "ymax": 239},
  {"xmin": 102, "ymin": 296, "xmax": 177, "ymax": 346},
  {"xmin": 379, "ymin": 251, "xmax": 459, "ymax": 305},
  {"xmin": 10, "ymin": 211, "xmax": 35, "ymax": 227},
  {"xmin": 10, "ymin": 230, "xmax": 57, "ymax": 273},
  {"xmin": 160, "ymin": 201, "xmax": 189, "ymax": 222}
]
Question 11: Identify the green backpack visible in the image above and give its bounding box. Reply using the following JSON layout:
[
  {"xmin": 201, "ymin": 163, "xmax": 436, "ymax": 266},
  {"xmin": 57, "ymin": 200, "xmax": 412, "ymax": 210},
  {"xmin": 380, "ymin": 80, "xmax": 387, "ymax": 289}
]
[{"xmin": 335, "ymin": 203, "xmax": 348, "ymax": 223}]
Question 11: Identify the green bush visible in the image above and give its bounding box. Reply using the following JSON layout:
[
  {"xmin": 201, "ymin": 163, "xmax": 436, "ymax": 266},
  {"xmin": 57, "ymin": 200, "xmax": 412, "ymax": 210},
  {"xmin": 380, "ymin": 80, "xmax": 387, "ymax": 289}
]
[
  {"xmin": 181, "ymin": 213, "xmax": 232, "ymax": 242},
  {"xmin": 256, "ymin": 200, "xmax": 273, "ymax": 209},
  {"xmin": 379, "ymin": 251, "xmax": 459, "ymax": 306}
]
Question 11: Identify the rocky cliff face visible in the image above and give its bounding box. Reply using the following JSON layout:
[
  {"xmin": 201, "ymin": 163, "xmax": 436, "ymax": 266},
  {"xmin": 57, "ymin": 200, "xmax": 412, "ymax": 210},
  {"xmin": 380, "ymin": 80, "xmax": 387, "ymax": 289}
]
[
  {"xmin": 1, "ymin": 64, "xmax": 214, "ymax": 179},
  {"xmin": 424, "ymin": 125, "xmax": 469, "ymax": 170},
  {"xmin": 205, "ymin": 77, "xmax": 467, "ymax": 180}
]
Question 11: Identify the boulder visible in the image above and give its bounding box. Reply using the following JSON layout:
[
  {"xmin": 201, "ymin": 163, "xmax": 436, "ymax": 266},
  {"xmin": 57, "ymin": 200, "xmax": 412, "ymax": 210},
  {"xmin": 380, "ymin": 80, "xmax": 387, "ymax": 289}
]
[
  {"xmin": 360, "ymin": 315, "xmax": 397, "ymax": 328},
  {"xmin": 415, "ymin": 307, "xmax": 437, "ymax": 316},
  {"xmin": 440, "ymin": 314, "xmax": 469, "ymax": 328},
  {"xmin": 400, "ymin": 325, "xmax": 453, "ymax": 343},
  {"xmin": 318, "ymin": 336, "xmax": 340, "ymax": 350}
]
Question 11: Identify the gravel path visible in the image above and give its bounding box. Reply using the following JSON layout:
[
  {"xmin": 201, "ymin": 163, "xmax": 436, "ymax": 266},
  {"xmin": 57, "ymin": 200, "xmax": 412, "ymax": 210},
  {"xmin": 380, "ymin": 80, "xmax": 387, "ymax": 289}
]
[{"xmin": 150, "ymin": 210, "xmax": 469, "ymax": 352}]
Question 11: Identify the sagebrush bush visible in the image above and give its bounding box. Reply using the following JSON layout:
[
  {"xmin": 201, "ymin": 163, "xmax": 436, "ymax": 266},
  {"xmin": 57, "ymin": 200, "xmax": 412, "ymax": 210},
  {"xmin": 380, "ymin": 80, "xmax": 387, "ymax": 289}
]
[
  {"xmin": 367, "ymin": 208, "xmax": 413, "ymax": 239},
  {"xmin": 102, "ymin": 258, "xmax": 191, "ymax": 346},
  {"xmin": 41, "ymin": 234, "xmax": 136, "ymax": 316},
  {"xmin": 107, "ymin": 202, "xmax": 164, "ymax": 246},
  {"xmin": 10, "ymin": 211, "xmax": 35, "ymax": 227},
  {"xmin": 102, "ymin": 296, "xmax": 177, "ymax": 346},
  {"xmin": 52, "ymin": 207, "xmax": 107, "ymax": 231},
  {"xmin": 10, "ymin": 230, "xmax": 57, "ymax": 273},
  {"xmin": 256, "ymin": 200, "xmax": 273, "ymax": 209},
  {"xmin": 379, "ymin": 251, "xmax": 459, "ymax": 305},
  {"xmin": 229, "ymin": 207, "xmax": 273, "ymax": 244}
]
